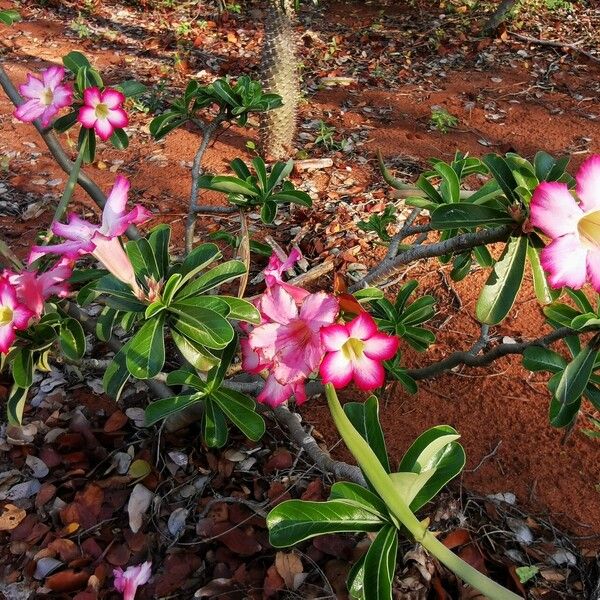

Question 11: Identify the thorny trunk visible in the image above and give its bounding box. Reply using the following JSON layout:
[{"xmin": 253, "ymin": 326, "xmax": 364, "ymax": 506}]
[{"xmin": 259, "ymin": 0, "xmax": 300, "ymax": 159}]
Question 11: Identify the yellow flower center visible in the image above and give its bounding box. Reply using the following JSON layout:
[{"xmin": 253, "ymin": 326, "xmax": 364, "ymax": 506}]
[
  {"xmin": 41, "ymin": 88, "xmax": 54, "ymax": 106},
  {"xmin": 95, "ymin": 102, "xmax": 109, "ymax": 119},
  {"xmin": 341, "ymin": 337, "xmax": 365, "ymax": 362},
  {"xmin": 577, "ymin": 209, "xmax": 600, "ymax": 250},
  {"xmin": 0, "ymin": 306, "xmax": 13, "ymax": 326}
]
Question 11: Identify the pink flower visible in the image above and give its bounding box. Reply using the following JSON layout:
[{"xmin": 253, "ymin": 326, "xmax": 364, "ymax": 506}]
[
  {"xmin": 530, "ymin": 155, "xmax": 600, "ymax": 291},
  {"xmin": 251, "ymin": 286, "xmax": 338, "ymax": 385},
  {"xmin": 320, "ymin": 312, "xmax": 399, "ymax": 392},
  {"xmin": 263, "ymin": 248, "xmax": 309, "ymax": 303},
  {"xmin": 0, "ymin": 277, "xmax": 35, "ymax": 354},
  {"xmin": 6, "ymin": 258, "xmax": 73, "ymax": 319},
  {"xmin": 29, "ymin": 176, "xmax": 151, "ymax": 294},
  {"xmin": 78, "ymin": 87, "xmax": 128, "ymax": 141},
  {"xmin": 257, "ymin": 374, "xmax": 307, "ymax": 408},
  {"xmin": 14, "ymin": 66, "xmax": 73, "ymax": 128},
  {"xmin": 113, "ymin": 561, "xmax": 152, "ymax": 600}
]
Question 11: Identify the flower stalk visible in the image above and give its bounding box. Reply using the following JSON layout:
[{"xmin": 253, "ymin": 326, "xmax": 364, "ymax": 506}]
[{"xmin": 325, "ymin": 383, "xmax": 522, "ymax": 600}]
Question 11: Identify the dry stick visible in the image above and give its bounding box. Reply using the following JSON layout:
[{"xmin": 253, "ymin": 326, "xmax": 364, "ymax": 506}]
[
  {"xmin": 0, "ymin": 65, "xmax": 141, "ymax": 241},
  {"xmin": 508, "ymin": 31, "xmax": 600, "ymax": 64},
  {"xmin": 349, "ymin": 224, "xmax": 514, "ymax": 291}
]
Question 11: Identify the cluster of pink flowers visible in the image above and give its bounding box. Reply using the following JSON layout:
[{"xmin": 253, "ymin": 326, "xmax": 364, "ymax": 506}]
[
  {"xmin": 14, "ymin": 65, "xmax": 128, "ymax": 141},
  {"xmin": 0, "ymin": 259, "xmax": 73, "ymax": 354},
  {"xmin": 242, "ymin": 251, "xmax": 399, "ymax": 407},
  {"xmin": 30, "ymin": 176, "xmax": 152, "ymax": 297},
  {"xmin": 530, "ymin": 154, "xmax": 600, "ymax": 292}
]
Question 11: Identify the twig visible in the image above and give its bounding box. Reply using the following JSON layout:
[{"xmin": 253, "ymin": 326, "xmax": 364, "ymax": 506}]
[
  {"xmin": 465, "ymin": 441, "xmax": 502, "ymax": 473},
  {"xmin": 508, "ymin": 31, "xmax": 600, "ymax": 64},
  {"xmin": 0, "ymin": 65, "xmax": 140, "ymax": 241},
  {"xmin": 237, "ymin": 210, "xmax": 250, "ymax": 298},
  {"xmin": 350, "ymin": 225, "xmax": 514, "ymax": 291}
]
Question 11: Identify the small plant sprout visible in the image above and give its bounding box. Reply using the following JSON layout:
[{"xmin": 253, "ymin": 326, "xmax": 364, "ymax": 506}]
[{"xmin": 430, "ymin": 106, "xmax": 459, "ymax": 132}]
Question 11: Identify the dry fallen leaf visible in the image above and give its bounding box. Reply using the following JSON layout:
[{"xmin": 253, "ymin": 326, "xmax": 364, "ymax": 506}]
[
  {"xmin": 0, "ymin": 504, "xmax": 26, "ymax": 531},
  {"xmin": 127, "ymin": 484, "xmax": 154, "ymax": 534},
  {"xmin": 275, "ymin": 551, "xmax": 304, "ymax": 590}
]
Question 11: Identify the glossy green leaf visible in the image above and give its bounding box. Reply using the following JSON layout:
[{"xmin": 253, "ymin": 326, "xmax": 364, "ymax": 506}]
[
  {"xmin": 433, "ymin": 162, "xmax": 460, "ymax": 203},
  {"xmin": 267, "ymin": 159, "xmax": 293, "ymax": 193},
  {"xmin": 211, "ymin": 387, "xmax": 265, "ymax": 441},
  {"xmin": 198, "ymin": 175, "xmax": 259, "ymax": 197},
  {"xmin": 103, "ymin": 340, "xmax": 131, "ymax": 400},
  {"xmin": 203, "ymin": 397, "xmax": 228, "ymax": 448},
  {"xmin": 555, "ymin": 345, "xmax": 596, "ymax": 406},
  {"xmin": 63, "ymin": 51, "xmax": 91, "ymax": 74},
  {"xmin": 527, "ymin": 242, "xmax": 558, "ymax": 305},
  {"xmin": 218, "ymin": 296, "xmax": 261, "ymax": 324},
  {"xmin": 126, "ymin": 238, "xmax": 159, "ymax": 281},
  {"xmin": 260, "ymin": 200, "xmax": 277, "ymax": 223},
  {"xmin": 96, "ymin": 307, "xmax": 118, "ymax": 342},
  {"xmin": 95, "ymin": 275, "xmax": 146, "ymax": 312},
  {"xmin": 145, "ymin": 393, "xmax": 204, "ymax": 426},
  {"xmin": 110, "ymin": 128, "xmax": 128, "ymax": 150},
  {"xmin": 268, "ymin": 499, "xmax": 385, "ymax": 547},
  {"xmin": 126, "ymin": 314, "xmax": 165, "ymax": 379},
  {"xmin": 328, "ymin": 482, "xmax": 389, "ymax": 518},
  {"xmin": 270, "ymin": 190, "xmax": 312, "ymax": 207},
  {"xmin": 344, "ymin": 396, "xmax": 390, "ymax": 473},
  {"xmin": 543, "ymin": 303, "xmax": 580, "ymax": 327},
  {"xmin": 549, "ymin": 394, "xmax": 581, "ymax": 428},
  {"xmin": 7, "ymin": 385, "xmax": 28, "ymax": 425},
  {"xmin": 431, "ymin": 203, "xmax": 513, "ymax": 230},
  {"xmin": 179, "ymin": 242, "xmax": 221, "ymax": 285},
  {"xmin": 116, "ymin": 80, "xmax": 147, "ymax": 97},
  {"xmin": 522, "ymin": 346, "xmax": 567, "ymax": 373},
  {"xmin": 147, "ymin": 224, "xmax": 171, "ymax": 278},
  {"xmin": 206, "ymin": 334, "xmax": 237, "ymax": 391},
  {"xmin": 60, "ymin": 318, "xmax": 86, "ymax": 360},
  {"xmin": 11, "ymin": 348, "xmax": 33, "ymax": 388},
  {"xmin": 362, "ymin": 525, "xmax": 398, "ymax": 600},
  {"xmin": 170, "ymin": 305, "xmax": 234, "ymax": 349},
  {"xmin": 482, "ymin": 154, "xmax": 518, "ymax": 204},
  {"xmin": 177, "ymin": 260, "xmax": 246, "ymax": 298},
  {"xmin": 171, "ymin": 330, "xmax": 219, "ymax": 372},
  {"xmin": 476, "ymin": 235, "xmax": 527, "ymax": 325}
]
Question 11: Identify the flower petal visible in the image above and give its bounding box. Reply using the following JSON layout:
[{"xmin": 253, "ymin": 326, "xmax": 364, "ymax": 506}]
[
  {"xmin": 259, "ymin": 286, "xmax": 298, "ymax": 325},
  {"xmin": 78, "ymin": 105, "xmax": 97, "ymax": 128},
  {"xmin": 107, "ymin": 107, "xmax": 128, "ymax": 128},
  {"xmin": 257, "ymin": 374, "xmax": 294, "ymax": 407},
  {"xmin": 319, "ymin": 350, "xmax": 353, "ymax": 389},
  {"xmin": 42, "ymin": 66, "xmax": 65, "ymax": 89},
  {"xmin": 320, "ymin": 323, "xmax": 349, "ymax": 351},
  {"xmin": 29, "ymin": 240, "xmax": 94, "ymax": 264},
  {"xmin": 241, "ymin": 338, "xmax": 267, "ymax": 373},
  {"xmin": 363, "ymin": 332, "xmax": 399, "ymax": 361},
  {"xmin": 249, "ymin": 322, "xmax": 279, "ymax": 361},
  {"xmin": 347, "ymin": 312, "xmax": 378, "ymax": 341},
  {"xmin": 39, "ymin": 105, "xmax": 59, "ymax": 127},
  {"xmin": 14, "ymin": 99, "xmax": 45, "ymax": 123},
  {"xmin": 11, "ymin": 304, "xmax": 33, "ymax": 329},
  {"xmin": 92, "ymin": 235, "xmax": 138, "ymax": 290},
  {"xmin": 530, "ymin": 182, "xmax": 581, "ymax": 239},
  {"xmin": 292, "ymin": 381, "xmax": 307, "ymax": 405},
  {"xmin": 576, "ymin": 155, "xmax": 600, "ymax": 213},
  {"xmin": 299, "ymin": 292, "xmax": 338, "ymax": 328},
  {"xmin": 52, "ymin": 213, "xmax": 97, "ymax": 241},
  {"xmin": 0, "ymin": 324, "xmax": 15, "ymax": 354},
  {"xmin": 540, "ymin": 233, "xmax": 588, "ymax": 289},
  {"xmin": 586, "ymin": 248, "xmax": 600, "ymax": 293},
  {"xmin": 352, "ymin": 354, "xmax": 385, "ymax": 391},
  {"xmin": 51, "ymin": 85, "xmax": 73, "ymax": 109},
  {"xmin": 94, "ymin": 117, "xmax": 114, "ymax": 141},
  {"xmin": 100, "ymin": 176, "xmax": 130, "ymax": 235},
  {"xmin": 0, "ymin": 279, "xmax": 17, "ymax": 308},
  {"xmin": 19, "ymin": 74, "xmax": 44, "ymax": 99},
  {"xmin": 101, "ymin": 88, "xmax": 125, "ymax": 109},
  {"xmin": 83, "ymin": 86, "xmax": 102, "ymax": 107}
]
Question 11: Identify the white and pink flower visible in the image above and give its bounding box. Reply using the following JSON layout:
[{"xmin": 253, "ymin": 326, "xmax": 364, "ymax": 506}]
[
  {"xmin": 14, "ymin": 66, "xmax": 73, "ymax": 128},
  {"xmin": 320, "ymin": 312, "xmax": 399, "ymax": 392},
  {"xmin": 0, "ymin": 277, "xmax": 35, "ymax": 354},
  {"xmin": 263, "ymin": 248, "xmax": 309, "ymax": 303},
  {"xmin": 6, "ymin": 258, "xmax": 73, "ymax": 318},
  {"xmin": 78, "ymin": 87, "xmax": 128, "ymax": 141},
  {"xmin": 530, "ymin": 155, "xmax": 600, "ymax": 291},
  {"xmin": 29, "ymin": 176, "xmax": 151, "ymax": 294},
  {"xmin": 113, "ymin": 561, "xmax": 152, "ymax": 600}
]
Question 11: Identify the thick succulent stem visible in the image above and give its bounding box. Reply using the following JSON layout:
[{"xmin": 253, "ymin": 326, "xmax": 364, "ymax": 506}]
[{"xmin": 259, "ymin": 0, "xmax": 300, "ymax": 159}]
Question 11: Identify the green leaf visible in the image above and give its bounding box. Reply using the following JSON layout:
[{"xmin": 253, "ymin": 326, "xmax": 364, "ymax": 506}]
[
  {"xmin": 230, "ymin": 158, "xmax": 252, "ymax": 180},
  {"xmin": 7, "ymin": 385, "xmax": 28, "ymax": 425},
  {"xmin": 96, "ymin": 307, "xmax": 118, "ymax": 342},
  {"xmin": 543, "ymin": 302, "xmax": 580, "ymax": 328},
  {"xmin": 430, "ymin": 204, "xmax": 513, "ymax": 230},
  {"xmin": 565, "ymin": 289, "xmax": 595, "ymax": 314},
  {"xmin": 145, "ymin": 393, "xmax": 204, "ymax": 426},
  {"xmin": 270, "ymin": 190, "xmax": 312, "ymax": 207},
  {"xmin": 211, "ymin": 387, "xmax": 266, "ymax": 441},
  {"xmin": 110, "ymin": 128, "xmax": 129, "ymax": 150},
  {"xmin": 433, "ymin": 162, "xmax": 460, "ymax": 203},
  {"xmin": 171, "ymin": 330, "xmax": 219, "ymax": 372},
  {"xmin": 218, "ymin": 296, "xmax": 261, "ymax": 324},
  {"xmin": 0, "ymin": 9, "xmax": 21, "ymax": 25},
  {"xmin": 166, "ymin": 368, "xmax": 207, "ymax": 390},
  {"xmin": 527, "ymin": 242, "xmax": 558, "ymax": 305},
  {"xmin": 476, "ymin": 235, "xmax": 528, "ymax": 325},
  {"xmin": 103, "ymin": 340, "xmax": 131, "ymax": 400},
  {"xmin": 328, "ymin": 482, "xmax": 389, "ymax": 518},
  {"xmin": 482, "ymin": 154, "xmax": 518, "ymax": 204},
  {"xmin": 549, "ymin": 394, "xmax": 581, "ymax": 428},
  {"xmin": 515, "ymin": 566, "xmax": 539, "ymax": 584},
  {"xmin": 522, "ymin": 346, "xmax": 567, "ymax": 373},
  {"xmin": 415, "ymin": 174, "xmax": 444, "ymax": 205},
  {"xmin": 149, "ymin": 112, "xmax": 187, "ymax": 139},
  {"xmin": 78, "ymin": 126, "xmax": 96, "ymax": 163},
  {"xmin": 11, "ymin": 348, "xmax": 33, "ymax": 388},
  {"xmin": 161, "ymin": 274, "xmax": 182, "ymax": 306},
  {"xmin": 125, "ymin": 238, "xmax": 159, "ymax": 281},
  {"xmin": 116, "ymin": 80, "xmax": 147, "ymax": 97},
  {"xmin": 179, "ymin": 242, "xmax": 222, "ymax": 285},
  {"xmin": 267, "ymin": 160, "xmax": 293, "ymax": 193},
  {"xmin": 198, "ymin": 175, "xmax": 260, "ymax": 197},
  {"xmin": 177, "ymin": 260, "xmax": 246, "ymax": 298},
  {"xmin": 206, "ymin": 334, "xmax": 237, "ymax": 391},
  {"xmin": 397, "ymin": 425, "xmax": 465, "ymax": 511},
  {"xmin": 260, "ymin": 200, "xmax": 277, "ymax": 224},
  {"xmin": 203, "ymin": 397, "xmax": 228, "ymax": 448},
  {"xmin": 534, "ymin": 151, "xmax": 557, "ymax": 182},
  {"xmin": 148, "ymin": 224, "xmax": 171, "ymax": 279},
  {"xmin": 53, "ymin": 111, "xmax": 78, "ymax": 133},
  {"xmin": 169, "ymin": 305, "xmax": 234, "ymax": 349},
  {"xmin": 95, "ymin": 275, "xmax": 145, "ymax": 312},
  {"xmin": 555, "ymin": 345, "xmax": 596, "ymax": 406},
  {"xmin": 344, "ymin": 396, "xmax": 390, "ymax": 473},
  {"xmin": 211, "ymin": 78, "xmax": 238, "ymax": 107},
  {"xmin": 362, "ymin": 525, "xmax": 398, "ymax": 600},
  {"xmin": 252, "ymin": 156, "xmax": 268, "ymax": 190},
  {"xmin": 63, "ymin": 51, "xmax": 91, "ymax": 73},
  {"xmin": 126, "ymin": 314, "xmax": 165, "ymax": 379},
  {"xmin": 60, "ymin": 318, "xmax": 86, "ymax": 360},
  {"xmin": 268, "ymin": 499, "xmax": 385, "ymax": 547}
]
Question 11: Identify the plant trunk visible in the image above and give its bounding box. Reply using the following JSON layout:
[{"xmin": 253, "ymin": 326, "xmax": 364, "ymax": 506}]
[
  {"xmin": 481, "ymin": 0, "xmax": 518, "ymax": 34},
  {"xmin": 259, "ymin": 0, "xmax": 300, "ymax": 160}
]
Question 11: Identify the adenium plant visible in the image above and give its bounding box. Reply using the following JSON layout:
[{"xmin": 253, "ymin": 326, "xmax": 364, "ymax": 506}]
[{"xmin": 1, "ymin": 33, "xmax": 598, "ymax": 600}]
